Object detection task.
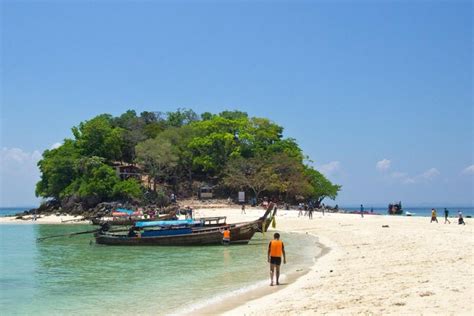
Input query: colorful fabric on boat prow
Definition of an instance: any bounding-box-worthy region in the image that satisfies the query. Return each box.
[112,208,141,217]
[135,219,199,228]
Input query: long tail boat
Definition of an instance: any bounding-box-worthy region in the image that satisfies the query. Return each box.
[94,203,276,246]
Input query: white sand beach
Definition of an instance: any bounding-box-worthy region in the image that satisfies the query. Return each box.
[0,214,85,224]
[194,207,473,315]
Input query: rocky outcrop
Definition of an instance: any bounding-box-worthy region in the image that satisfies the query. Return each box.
[20,199,176,219]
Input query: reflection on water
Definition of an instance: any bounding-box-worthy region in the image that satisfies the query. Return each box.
[0,224,318,315]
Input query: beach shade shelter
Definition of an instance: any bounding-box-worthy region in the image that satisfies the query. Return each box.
[199,185,214,199]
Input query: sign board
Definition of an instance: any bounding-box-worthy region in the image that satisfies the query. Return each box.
[238,191,245,203]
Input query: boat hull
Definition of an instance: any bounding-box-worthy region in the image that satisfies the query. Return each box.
[95,222,259,246]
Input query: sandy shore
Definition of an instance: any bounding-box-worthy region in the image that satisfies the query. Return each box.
[194,207,473,315]
[0,214,85,224]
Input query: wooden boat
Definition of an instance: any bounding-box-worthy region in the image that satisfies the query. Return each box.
[95,221,259,246]
[94,203,276,246]
[388,202,403,215]
[91,210,177,226]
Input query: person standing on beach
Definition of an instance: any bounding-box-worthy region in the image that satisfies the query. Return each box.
[308,206,313,219]
[431,209,438,223]
[268,233,286,286]
[458,211,466,225]
[444,208,451,224]
[241,204,246,214]
[360,204,364,218]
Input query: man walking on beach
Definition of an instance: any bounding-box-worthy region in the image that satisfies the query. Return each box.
[444,208,451,224]
[268,233,286,286]
[430,208,438,223]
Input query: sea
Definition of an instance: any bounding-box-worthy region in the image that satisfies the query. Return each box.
[341,206,473,217]
[0,212,318,315]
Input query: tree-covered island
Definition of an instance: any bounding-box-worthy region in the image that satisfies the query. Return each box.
[34,109,340,214]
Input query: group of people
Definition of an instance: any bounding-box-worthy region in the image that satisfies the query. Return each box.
[431,208,466,225]
[297,202,323,219]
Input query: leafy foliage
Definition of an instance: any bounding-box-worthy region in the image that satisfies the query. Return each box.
[36,108,341,206]
[72,114,123,161]
[305,167,342,205]
[36,140,80,199]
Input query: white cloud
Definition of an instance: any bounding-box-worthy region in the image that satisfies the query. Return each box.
[0,147,42,206]
[390,171,408,179]
[50,142,62,149]
[390,168,440,184]
[376,159,391,172]
[319,161,341,176]
[420,168,440,180]
[0,147,42,165]
[462,165,474,175]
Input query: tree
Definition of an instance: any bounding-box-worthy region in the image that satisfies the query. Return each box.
[113,110,147,162]
[72,114,123,161]
[219,110,248,120]
[154,126,195,186]
[135,139,178,191]
[267,153,312,200]
[166,108,199,127]
[223,157,274,200]
[305,167,341,206]
[36,139,80,199]
[200,112,214,121]
[188,116,253,174]
[63,156,118,201]
[113,179,143,201]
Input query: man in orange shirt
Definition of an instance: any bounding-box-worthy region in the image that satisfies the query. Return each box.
[268,232,286,286]
[222,226,231,245]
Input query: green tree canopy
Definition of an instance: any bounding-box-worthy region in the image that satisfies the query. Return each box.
[72,114,123,161]
[36,108,341,208]
[223,156,274,200]
[305,167,342,206]
[135,138,179,191]
[36,139,80,199]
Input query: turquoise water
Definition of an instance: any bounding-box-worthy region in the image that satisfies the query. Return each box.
[0,207,33,217]
[342,206,473,217]
[0,224,318,315]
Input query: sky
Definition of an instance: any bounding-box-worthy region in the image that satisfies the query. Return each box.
[0,0,472,207]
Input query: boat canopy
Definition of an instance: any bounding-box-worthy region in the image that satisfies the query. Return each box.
[115,208,135,215]
[135,219,200,228]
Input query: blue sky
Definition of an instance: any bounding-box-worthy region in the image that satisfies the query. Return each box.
[1,0,472,207]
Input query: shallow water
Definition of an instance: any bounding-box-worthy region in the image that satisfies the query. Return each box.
[0,224,318,315]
